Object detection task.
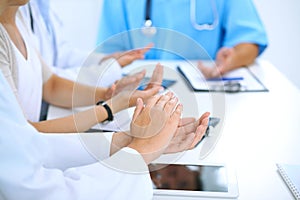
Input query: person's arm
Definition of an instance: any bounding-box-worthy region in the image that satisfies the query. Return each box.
[110,132,133,156]
[0,29,20,99]
[0,71,153,200]
[32,64,163,133]
[42,74,107,108]
[42,62,153,108]
[29,104,110,133]
[2,134,153,200]
[198,0,267,78]
[221,43,259,73]
[198,43,259,78]
[41,132,113,170]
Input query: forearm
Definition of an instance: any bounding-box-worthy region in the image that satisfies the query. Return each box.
[43,75,108,108]
[224,43,259,73]
[30,106,109,133]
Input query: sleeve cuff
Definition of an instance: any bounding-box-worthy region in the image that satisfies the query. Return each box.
[79,132,114,161]
[103,147,149,174]
[96,58,123,87]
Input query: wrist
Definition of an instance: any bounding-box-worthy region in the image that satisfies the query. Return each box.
[106,96,127,114]
[127,142,151,165]
[110,132,133,156]
[127,140,162,165]
[95,101,114,123]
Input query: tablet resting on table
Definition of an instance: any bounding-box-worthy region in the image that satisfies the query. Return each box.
[149,163,239,198]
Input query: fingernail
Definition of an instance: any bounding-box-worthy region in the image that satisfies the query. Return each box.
[169,97,176,103]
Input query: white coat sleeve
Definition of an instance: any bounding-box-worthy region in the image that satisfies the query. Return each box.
[40,132,114,171]
[2,131,153,200]
[1,124,153,200]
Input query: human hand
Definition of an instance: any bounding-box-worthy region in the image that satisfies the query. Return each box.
[164,112,210,154]
[130,92,177,138]
[106,63,163,113]
[112,43,153,67]
[128,92,182,164]
[197,47,235,78]
[104,69,146,100]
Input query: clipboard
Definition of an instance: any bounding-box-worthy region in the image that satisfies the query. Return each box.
[177,65,268,93]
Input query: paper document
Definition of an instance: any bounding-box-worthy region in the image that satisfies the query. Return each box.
[177,65,268,92]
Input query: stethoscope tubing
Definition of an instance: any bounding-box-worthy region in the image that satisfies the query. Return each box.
[143,0,219,34]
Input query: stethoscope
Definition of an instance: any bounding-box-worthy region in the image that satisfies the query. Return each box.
[142,0,219,36]
[210,81,245,93]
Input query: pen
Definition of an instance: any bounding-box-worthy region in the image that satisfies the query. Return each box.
[206,77,244,81]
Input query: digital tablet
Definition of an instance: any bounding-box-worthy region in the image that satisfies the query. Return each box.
[149,163,239,198]
[137,77,177,90]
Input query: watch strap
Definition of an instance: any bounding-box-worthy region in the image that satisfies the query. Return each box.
[96,101,114,122]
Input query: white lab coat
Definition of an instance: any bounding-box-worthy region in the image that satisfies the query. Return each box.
[0,72,153,200]
[18,2,122,86]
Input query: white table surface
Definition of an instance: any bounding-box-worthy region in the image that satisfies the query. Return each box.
[48,59,300,200]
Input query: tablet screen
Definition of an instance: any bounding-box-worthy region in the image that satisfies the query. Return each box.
[149,164,228,192]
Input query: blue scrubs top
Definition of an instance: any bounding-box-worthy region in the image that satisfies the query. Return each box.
[97,0,268,60]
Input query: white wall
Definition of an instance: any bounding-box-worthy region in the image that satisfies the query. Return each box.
[51,0,300,89]
[253,0,300,89]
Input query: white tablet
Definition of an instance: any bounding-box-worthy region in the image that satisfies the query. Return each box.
[149,163,239,198]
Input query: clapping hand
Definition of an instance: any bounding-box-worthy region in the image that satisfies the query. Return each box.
[165,112,210,154]
[110,43,154,67]
[106,63,163,113]
[128,92,182,164]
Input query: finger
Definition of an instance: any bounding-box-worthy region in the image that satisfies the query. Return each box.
[155,92,173,109]
[181,133,196,150]
[141,43,154,54]
[189,124,207,149]
[132,98,144,121]
[163,96,178,115]
[169,104,183,127]
[121,72,145,91]
[179,117,196,127]
[131,43,154,55]
[147,63,163,88]
[127,70,146,84]
[180,121,198,134]
[197,61,205,71]
[197,61,212,78]
[144,93,161,109]
[106,83,116,98]
[134,69,146,79]
[198,112,210,125]
[141,86,161,104]
[200,116,210,127]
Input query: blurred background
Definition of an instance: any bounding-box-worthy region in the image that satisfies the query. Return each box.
[51,0,300,89]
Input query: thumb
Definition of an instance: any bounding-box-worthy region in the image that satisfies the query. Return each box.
[132,98,144,121]
[106,83,116,98]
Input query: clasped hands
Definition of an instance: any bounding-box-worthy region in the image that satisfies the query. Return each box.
[103,62,210,164]
[127,92,210,164]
